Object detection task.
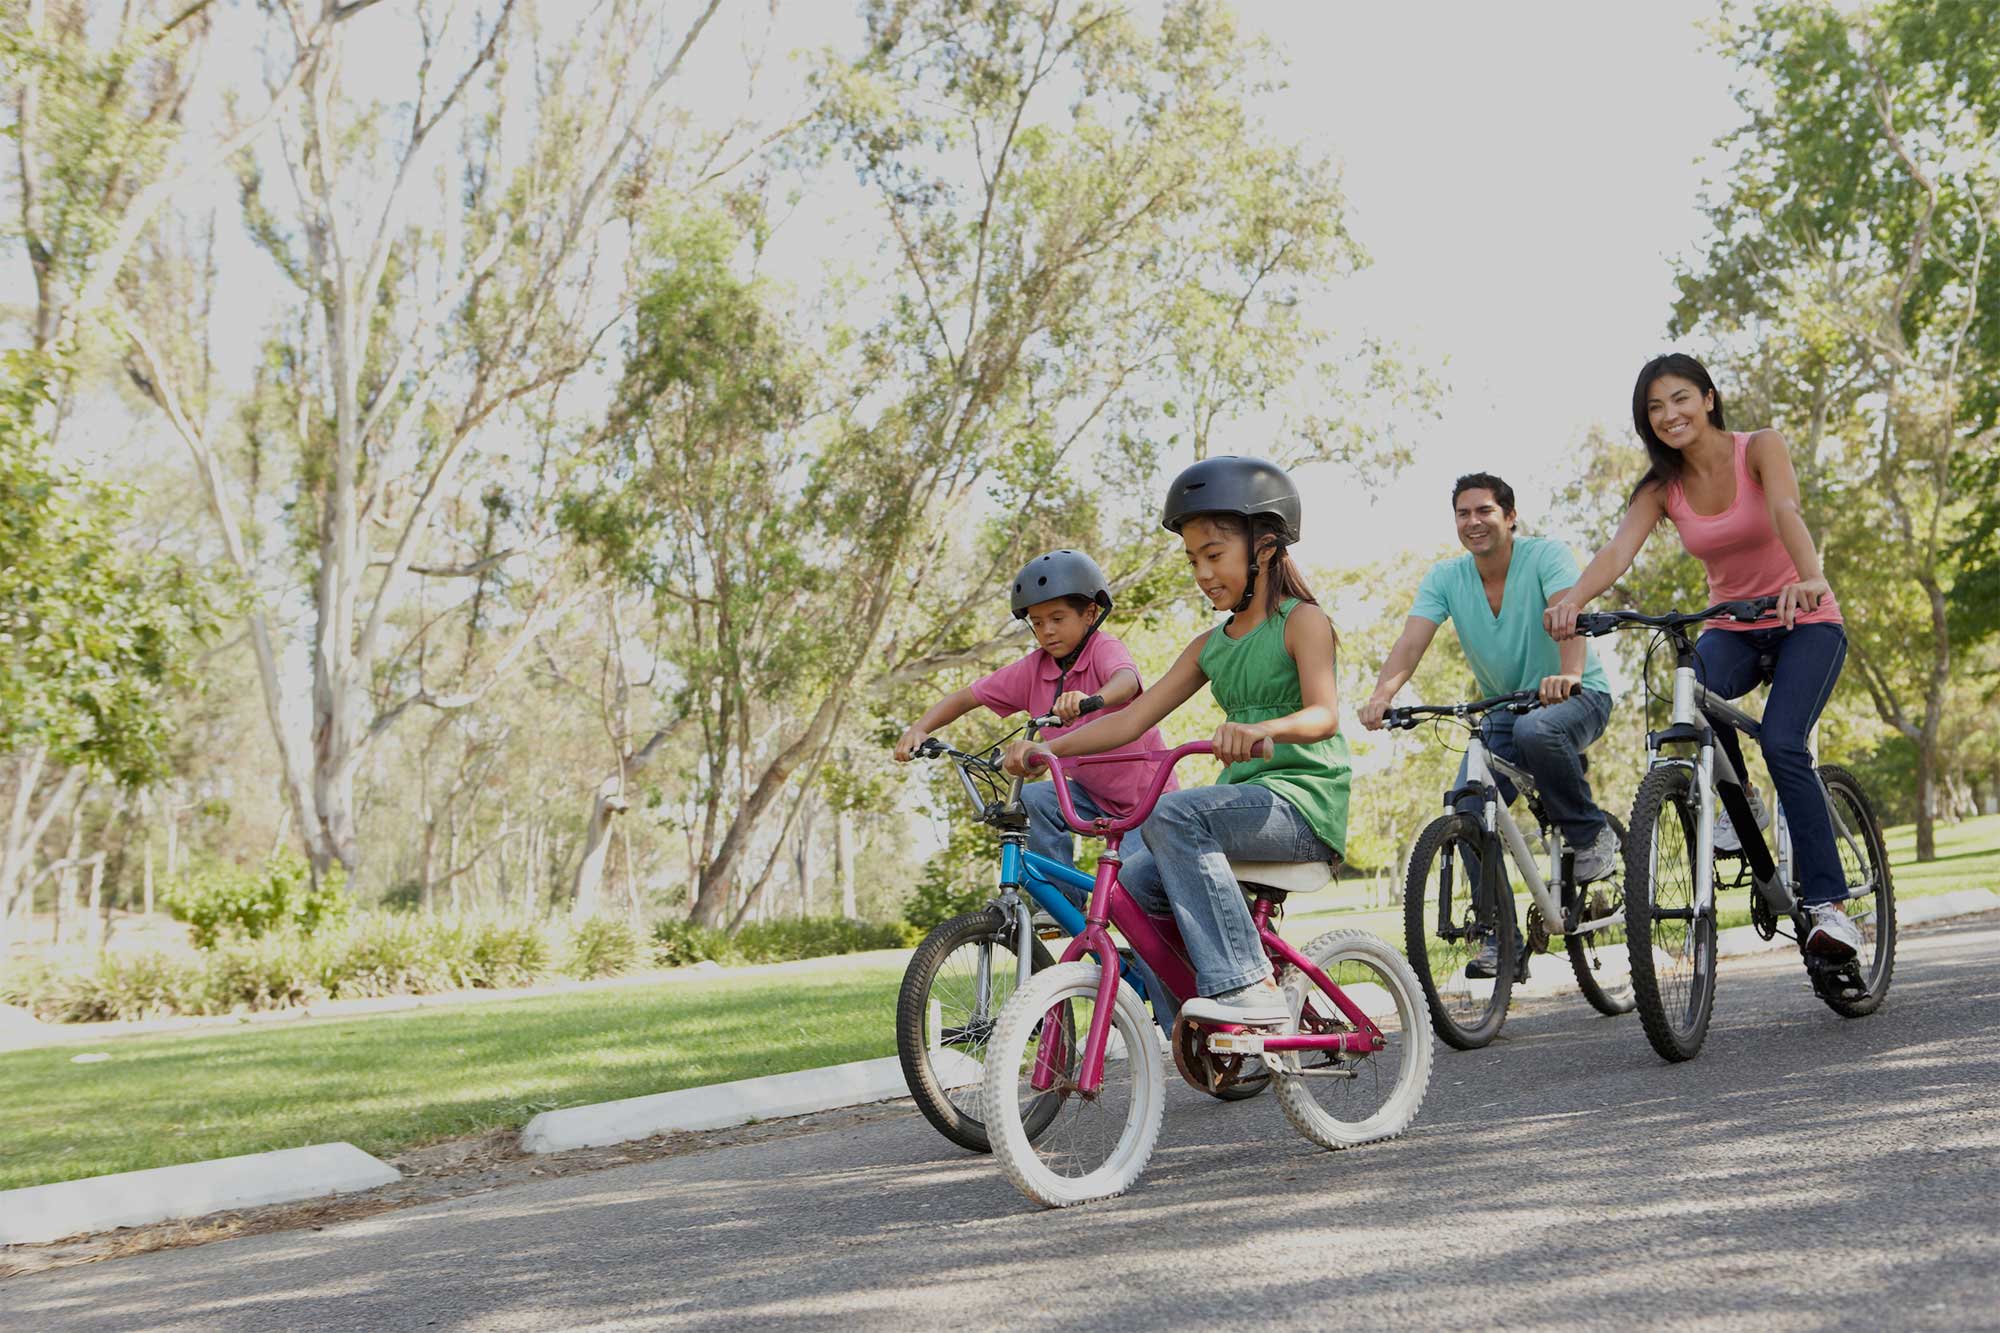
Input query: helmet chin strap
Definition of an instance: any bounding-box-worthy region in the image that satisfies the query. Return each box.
[1229,537,1281,616]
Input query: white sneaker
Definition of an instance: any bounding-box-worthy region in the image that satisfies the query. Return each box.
[1805,902,1862,960]
[1180,980,1292,1028]
[1712,788,1770,853]
[1569,824,1621,883]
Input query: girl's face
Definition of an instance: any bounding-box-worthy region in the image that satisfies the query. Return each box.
[1645,374,1715,451]
[1181,516,1253,611]
[1024,599,1098,659]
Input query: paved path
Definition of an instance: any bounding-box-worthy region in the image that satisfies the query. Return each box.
[8,917,1997,1330]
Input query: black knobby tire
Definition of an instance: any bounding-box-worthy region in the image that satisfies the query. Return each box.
[1403,813,1514,1050]
[1814,764,1896,1018]
[1567,813,1636,1017]
[895,908,1057,1153]
[1624,766,1717,1062]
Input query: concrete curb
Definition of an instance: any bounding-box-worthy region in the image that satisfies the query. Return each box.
[0,1142,401,1247]
[520,1051,979,1154]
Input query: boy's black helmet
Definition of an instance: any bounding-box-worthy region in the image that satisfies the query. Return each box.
[1010,549,1113,620]
[1160,455,1302,545]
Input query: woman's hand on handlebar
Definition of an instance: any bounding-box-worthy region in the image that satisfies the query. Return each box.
[1776,577,1831,630]
[1001,739,1054,778]
[1212,721,1276,766]
[1358,694,1393,732]
[1544,595,1584,641]
[893,724,930,763]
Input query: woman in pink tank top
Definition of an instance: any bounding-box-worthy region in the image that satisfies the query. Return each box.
[1544,353,1860,963]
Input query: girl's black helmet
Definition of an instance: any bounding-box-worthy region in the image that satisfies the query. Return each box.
[1159,456,1302,544]
[1010,549,1114,620]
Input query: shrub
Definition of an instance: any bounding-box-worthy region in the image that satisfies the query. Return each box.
[651,918,736,968]
[320,913,466,998]
[27,952,204,1023]
[166,850,351,949]
[463,916,550,988]
[564,916,643,979]
[201,932,328,1013]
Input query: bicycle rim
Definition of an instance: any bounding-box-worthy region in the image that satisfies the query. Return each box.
[1626,766,1715,1061]
[1403,814,1512,1049]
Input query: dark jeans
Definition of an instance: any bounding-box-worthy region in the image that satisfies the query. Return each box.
[1451,688,1614,845]
[1694,623,1849,905]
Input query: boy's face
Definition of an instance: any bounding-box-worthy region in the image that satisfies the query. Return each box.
[1025,598,1097,659]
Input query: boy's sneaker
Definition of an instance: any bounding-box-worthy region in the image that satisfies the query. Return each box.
[1180,980,1292,1028]
[1712,787,1771,853]
[1464,934,1530,983]
[1569,824,1621,883]
[1804,902,1862,960]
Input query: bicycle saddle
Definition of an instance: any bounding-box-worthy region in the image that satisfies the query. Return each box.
[1230,860,1337,894]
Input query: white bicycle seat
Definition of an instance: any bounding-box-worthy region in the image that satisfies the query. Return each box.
[1229,860,1336,894]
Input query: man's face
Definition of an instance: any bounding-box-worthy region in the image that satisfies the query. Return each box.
[1454,488,1513,557]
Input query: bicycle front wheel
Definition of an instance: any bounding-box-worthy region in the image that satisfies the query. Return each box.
[895,908,1056,1153]
[1815,763,1896,1018]
[1403,813,1514,1050]
[1625,766,1717,1062]
[1274,930,1434,1151]
[1567,813,1635,1016]
[981,961,1165,1208]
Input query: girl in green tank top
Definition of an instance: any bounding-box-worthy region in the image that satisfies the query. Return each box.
[1003,456,1349,1025]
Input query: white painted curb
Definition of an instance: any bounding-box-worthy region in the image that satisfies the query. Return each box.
[0,1142,400,1247]
[520,1051,982,1154]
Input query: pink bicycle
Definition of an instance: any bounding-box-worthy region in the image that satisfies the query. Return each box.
[982,742,1434,1207]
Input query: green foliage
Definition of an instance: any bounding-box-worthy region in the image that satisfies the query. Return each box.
[650,918,736,968]
[649,914,916,968]
[563,916,644,980]
[0,353,223,784]
[165,850,351,950]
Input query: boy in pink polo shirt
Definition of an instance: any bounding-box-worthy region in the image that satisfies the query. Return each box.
[893,549,1175,892]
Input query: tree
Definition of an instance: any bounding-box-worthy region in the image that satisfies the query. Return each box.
[0,354,219,948]
[1670,0,2000,858]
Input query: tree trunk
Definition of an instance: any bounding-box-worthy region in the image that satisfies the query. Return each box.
[1915,739,1938,862]
[837,808,856,920]
[85,853,106,952]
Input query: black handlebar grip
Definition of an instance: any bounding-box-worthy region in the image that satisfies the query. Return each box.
[1574,612,1618,637]
[1078,693,1105,715]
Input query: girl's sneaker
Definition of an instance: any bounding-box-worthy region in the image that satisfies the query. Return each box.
[1181,979,1291,1028]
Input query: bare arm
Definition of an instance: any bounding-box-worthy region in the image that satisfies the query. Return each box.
[1053,666,1139,722]
[1746,429,1832,628]
[893,685,981,762]
[1539,586,1589,704]
[1545,483,1667,639]
[1003,635,1210,773]
[1359,616,1440,730]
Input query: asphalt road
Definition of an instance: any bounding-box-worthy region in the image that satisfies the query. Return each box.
[8,916,1997,1331]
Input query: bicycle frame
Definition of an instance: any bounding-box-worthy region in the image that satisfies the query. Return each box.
[1028,745,1387,1096]
[1456,734,1615,938]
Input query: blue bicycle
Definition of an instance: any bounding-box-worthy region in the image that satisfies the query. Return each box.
[897,703,1267,1153]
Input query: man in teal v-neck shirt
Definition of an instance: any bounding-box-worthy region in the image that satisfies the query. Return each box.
[1359,473,1619,975]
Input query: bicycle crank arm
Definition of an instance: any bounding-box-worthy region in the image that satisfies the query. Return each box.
[1206,1030,1378,1057]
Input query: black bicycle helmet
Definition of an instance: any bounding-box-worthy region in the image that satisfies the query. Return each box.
[1159,455,1302,544]
[1009,549,1114,620]
[1161,456,1302,613]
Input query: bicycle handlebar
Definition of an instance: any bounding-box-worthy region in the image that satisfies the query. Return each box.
[1025,740,1226,837]
[1381,688,1540,732]
[1028,692,1104,731]
[1574,594,1781,638]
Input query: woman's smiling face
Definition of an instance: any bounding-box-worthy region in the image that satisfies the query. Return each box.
[1646,374,1714,450]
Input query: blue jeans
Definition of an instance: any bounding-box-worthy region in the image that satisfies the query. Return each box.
[1019,781,1169,1035]
[1452,688,1614,846]
[1695,623,1849,905]
[1121,784,1335,1010]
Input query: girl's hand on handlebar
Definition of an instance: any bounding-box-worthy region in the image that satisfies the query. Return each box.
[893,725,930,763]
[1776,577,1831,629]
[1538,673,1581,706]
[1212,721,1275,766]
[1001,740,1054,778]
[1544,597,1583,641]
[1052,689,1091,723]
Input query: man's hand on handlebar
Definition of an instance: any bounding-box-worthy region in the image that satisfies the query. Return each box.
[1358,694,1393,732]
[1001,739,1054,778]
[1538,672,1581,706]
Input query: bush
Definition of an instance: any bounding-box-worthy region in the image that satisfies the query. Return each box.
[22,952,205,1023]
[651,914,917,968]
[651,918,736,968]
[201,932,328,1013]
[321,913,467,998]
[166,850,351,949]
[564,916,643,979]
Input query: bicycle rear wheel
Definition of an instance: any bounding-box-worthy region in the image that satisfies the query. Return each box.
[982,962,1164,1207]
[895,908,1057,1153]
[1625,766,1716,1062]
[1566,813,1635,1016]
[1403,813,1514,1049]
[1813,764,1896,1018]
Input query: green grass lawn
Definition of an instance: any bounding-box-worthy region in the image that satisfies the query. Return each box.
[6,813,1994,1195]
[0,961,905,1192]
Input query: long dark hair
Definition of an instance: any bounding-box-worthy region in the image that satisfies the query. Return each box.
[1203,512,1338,655]
[1628,352,1727,503]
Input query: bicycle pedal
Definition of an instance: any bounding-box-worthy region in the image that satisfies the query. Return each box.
[1206,1029,1267,1056]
